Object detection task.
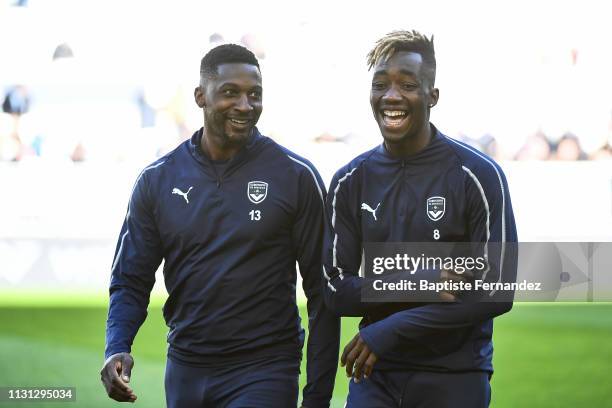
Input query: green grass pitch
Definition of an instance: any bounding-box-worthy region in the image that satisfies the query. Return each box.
[0,299,611,407]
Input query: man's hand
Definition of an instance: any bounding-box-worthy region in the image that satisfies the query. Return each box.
[100,352,137,403]
[340,333,378,383]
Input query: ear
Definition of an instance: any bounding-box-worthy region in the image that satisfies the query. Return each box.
[428,87,439,108]
[194,85,206,108]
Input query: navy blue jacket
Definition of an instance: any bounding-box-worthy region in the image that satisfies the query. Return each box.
[106,128,340,407]
[323,125,517,373]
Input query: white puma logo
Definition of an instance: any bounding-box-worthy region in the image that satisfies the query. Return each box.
[361,202,381,221]
[172,186,193,204]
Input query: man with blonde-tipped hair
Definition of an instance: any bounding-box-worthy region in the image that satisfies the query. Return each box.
[322,30,517,407]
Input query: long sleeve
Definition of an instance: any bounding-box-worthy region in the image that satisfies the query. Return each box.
[294,165,340,408]
[322,169,441,317]
[359,162,518,358]
[105,169,163,359]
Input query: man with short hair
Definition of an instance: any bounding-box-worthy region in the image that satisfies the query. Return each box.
[322,30,517,407]
[101,44,340,408]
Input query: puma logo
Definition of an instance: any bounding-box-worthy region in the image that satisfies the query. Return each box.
[172,186,193,204]
[361,202,381,221]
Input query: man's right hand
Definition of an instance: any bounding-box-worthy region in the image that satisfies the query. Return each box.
[100,352,137,403]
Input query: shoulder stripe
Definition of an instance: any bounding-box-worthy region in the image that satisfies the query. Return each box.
[285,153,335,290]
[331,167,358,279]
[111,160,166,272]
[286,155,324,206]
[445,137,505,238]
[131,160,166,196]
[448,135,506,296]
[462,166,491,278]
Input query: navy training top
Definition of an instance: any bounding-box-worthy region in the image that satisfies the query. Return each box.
[322,124,517,373]
[105,128,340,407]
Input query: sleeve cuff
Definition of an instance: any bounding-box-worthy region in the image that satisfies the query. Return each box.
[360,320,398,357]
[104,345,131,360]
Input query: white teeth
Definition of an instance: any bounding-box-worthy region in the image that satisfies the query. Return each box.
[383,110,406,117]
[231,119,248,124]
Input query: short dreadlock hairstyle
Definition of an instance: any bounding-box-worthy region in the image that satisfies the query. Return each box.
[200,44,260,81]
[367,30,436,85]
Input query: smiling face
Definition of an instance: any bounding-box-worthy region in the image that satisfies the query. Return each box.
[195,63,263,148]
[370,51,438,146]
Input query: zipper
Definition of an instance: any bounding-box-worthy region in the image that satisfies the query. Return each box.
[210,164,222,188]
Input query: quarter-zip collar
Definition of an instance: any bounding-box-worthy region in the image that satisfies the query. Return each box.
[375,123,444,167]
[188,126,266,177]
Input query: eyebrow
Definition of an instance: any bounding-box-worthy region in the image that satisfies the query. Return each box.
[219,83,262,90]
[373,68,418,78]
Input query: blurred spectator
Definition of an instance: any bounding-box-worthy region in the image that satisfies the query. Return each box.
[459,133,500,160]
[2,85,30,115]
[589,143,612,160]
[553,132,587,161]
[0,85,31,161]
[136,88,157,128]
[478,134,499,160]
[241,33,266,59]
[70,142,86,162]
[31,41,92,162]
[0,112,22,161]
[52,43,74,60]
[515,131,552,161]
[209,33,225,47]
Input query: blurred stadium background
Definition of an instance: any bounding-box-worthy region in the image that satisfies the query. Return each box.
[1,0,611,407]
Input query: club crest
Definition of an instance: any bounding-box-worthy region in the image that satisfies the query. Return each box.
[247,181,268,204]
[427,196,445,221]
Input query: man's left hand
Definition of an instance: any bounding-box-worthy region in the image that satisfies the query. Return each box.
[340,333,378,383]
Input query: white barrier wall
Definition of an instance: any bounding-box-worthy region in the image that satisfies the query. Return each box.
[503,161,612,241]
[0,160,611,289]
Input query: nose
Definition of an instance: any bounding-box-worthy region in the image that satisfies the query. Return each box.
[382,84,402,102]
[235,93,253,113]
